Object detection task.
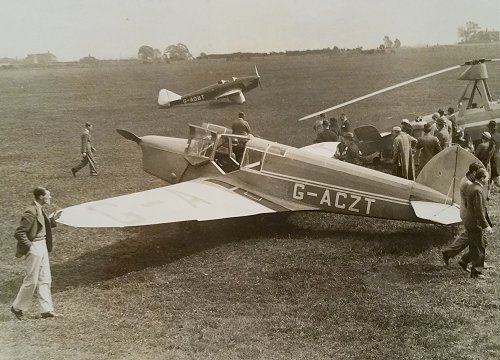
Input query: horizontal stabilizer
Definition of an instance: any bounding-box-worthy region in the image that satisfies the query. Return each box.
[57,179,276,228]
[411,201,461,225]
[158,89,182,107]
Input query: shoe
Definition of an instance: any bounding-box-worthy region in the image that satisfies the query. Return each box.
[71,168,76,177]
[11,306,23,320]
[471,272,486,279]
[90,173,98,176]
[41,312,60,319]
[442,252,450,266]
[458,260,470,273]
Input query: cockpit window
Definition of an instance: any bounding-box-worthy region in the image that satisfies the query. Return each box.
[242,147,264,171]
[186,126,217,158]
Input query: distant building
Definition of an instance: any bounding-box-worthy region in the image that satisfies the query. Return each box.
[24,52,57,65]
[80,55,98,64]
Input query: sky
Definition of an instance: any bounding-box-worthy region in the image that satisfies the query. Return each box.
[0,0,499,61]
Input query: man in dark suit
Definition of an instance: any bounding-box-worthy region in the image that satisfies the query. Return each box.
[11,187,62,319]
[71,122,97,176]
[460,168,493,279]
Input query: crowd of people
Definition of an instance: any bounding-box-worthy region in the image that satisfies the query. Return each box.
[312,109,500,193]
[311,110,496,280]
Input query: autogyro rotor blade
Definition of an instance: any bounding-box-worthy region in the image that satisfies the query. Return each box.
[298,64,463,121]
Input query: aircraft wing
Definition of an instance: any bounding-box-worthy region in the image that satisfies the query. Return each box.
[410,201,461,225]
[300,142,340,158]
[215,88,243,100]
[57,179,285,228]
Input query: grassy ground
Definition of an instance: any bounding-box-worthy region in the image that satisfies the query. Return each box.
[1,44,500,359]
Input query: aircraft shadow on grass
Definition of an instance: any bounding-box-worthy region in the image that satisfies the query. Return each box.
[0,212,451,304]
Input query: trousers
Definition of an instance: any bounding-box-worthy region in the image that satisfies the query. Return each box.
[73,152,97,175]
[13,240,54,313]
[442,228,469,259]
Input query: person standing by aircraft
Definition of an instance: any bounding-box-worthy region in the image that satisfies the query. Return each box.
[231,112,252,136]
[453,127,474,153]
[401,119,413,135]
[438,108,452,136]
[435,117,451,149]
[460,168,493,279]
[71,122,97,177]
[312,113,326,136]
[314,119,339,143]
[231,112,252,163]
[335,132,361,165]
[339,112,351,137]
[392,126,416,180]
[11,187,62,320]
[415,123,441,174]
[442,162,483,269]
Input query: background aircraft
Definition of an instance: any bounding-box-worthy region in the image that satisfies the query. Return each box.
[300,58,500,153]
[57,122,478,229]
[158,66,262,107]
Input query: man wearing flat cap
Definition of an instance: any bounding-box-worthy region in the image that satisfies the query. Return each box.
[415,122,441,174]
[335,132,360,165]
[392,126,416,179]
[475,132,495,170]
[71,122,97,177]
[435,117,450,149]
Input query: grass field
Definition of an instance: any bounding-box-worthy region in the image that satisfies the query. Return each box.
[1,44,500,360]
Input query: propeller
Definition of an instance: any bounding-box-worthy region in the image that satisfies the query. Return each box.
[255,65,263,89]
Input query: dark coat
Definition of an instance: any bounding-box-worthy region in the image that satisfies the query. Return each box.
[464,182,492,230]
[14,204,56,258]
[315,129,339,143]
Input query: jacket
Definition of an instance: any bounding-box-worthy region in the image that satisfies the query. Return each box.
[14,203,56,258]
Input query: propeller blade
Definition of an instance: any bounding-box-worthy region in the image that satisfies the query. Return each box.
[116,129,141,143]
[255,65,263,89]
[298,64,462,121]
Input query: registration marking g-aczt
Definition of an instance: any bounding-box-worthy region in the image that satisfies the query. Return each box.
[292,183,376,215]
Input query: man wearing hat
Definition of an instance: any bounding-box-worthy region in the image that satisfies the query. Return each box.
[415,123,441,174]
[401,119,413,135]
[475,132,495,169]
[71,122,97,176]
[435,116,450,149]
[392,126,416,179]
[339,112,351,137]
[335,132,360,165]
[231,112,252,136]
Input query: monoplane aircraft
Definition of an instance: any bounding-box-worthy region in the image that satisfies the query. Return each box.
[158,66,262,107]
[57,122,478,229]
[300,58,500,151]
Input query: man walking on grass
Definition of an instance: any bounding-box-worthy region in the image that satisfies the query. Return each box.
[71,122,97,176]
[11,187,62,320]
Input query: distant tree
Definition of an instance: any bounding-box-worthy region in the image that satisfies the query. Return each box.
[383,36,393,49]
[138,45,154,61]
[332,46,340,54]
[378,44,385,51]
[458,21,480,43]
[393,38,401,48]
[163,43,193,61]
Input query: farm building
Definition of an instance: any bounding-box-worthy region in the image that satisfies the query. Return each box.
[24,52,57,64]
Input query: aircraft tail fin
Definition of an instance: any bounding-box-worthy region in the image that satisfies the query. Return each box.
[416,145,480,204]
[158,89,182,107]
